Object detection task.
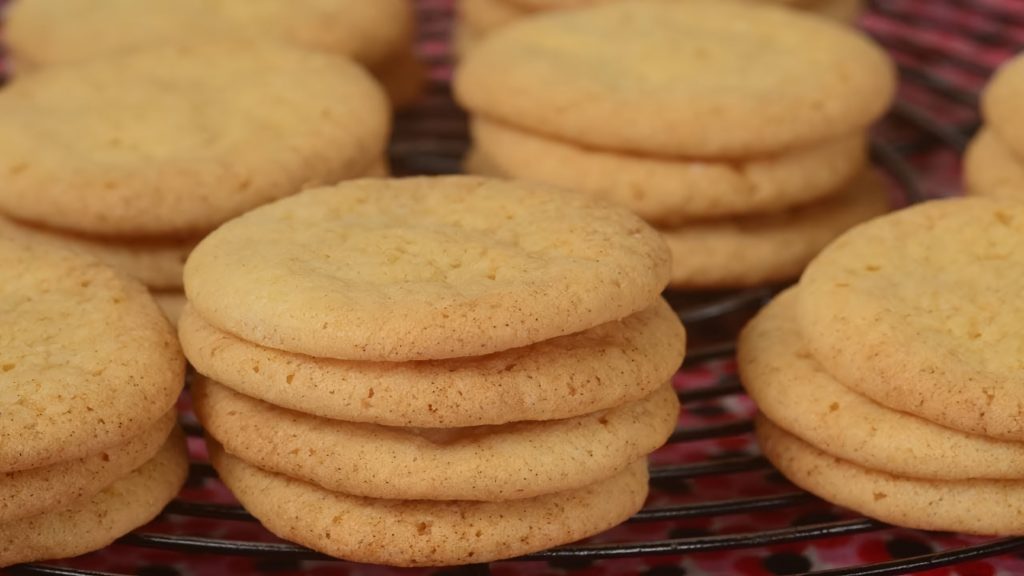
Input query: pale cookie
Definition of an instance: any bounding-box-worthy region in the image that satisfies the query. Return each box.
[455,0,894,157]
[983,53,1024,158]
[740,289,1024,481]
[0,428,188,568]
[210,443,648,567]
[758,416,1024,536]
[798,198,1024,440]
[0,239,184,472]
[179,298,684,427]
[196,378,676,501]
[0,410,175,523]
[0,44,389,237]
[184,176,671,361]
[804,0,863,22]
[964,129,1024,202]
[6,0,414,71]
[459,0,528,36]
[0,217,196,290]
[662,170,890,289]
[469,118,867,225]
[153,291,187,326]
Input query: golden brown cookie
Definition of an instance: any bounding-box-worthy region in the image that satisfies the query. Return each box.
[184,176,671,361]
[0,239,184,472]
[468,118,867,224]
[662,171,890,289]
[983,53,1024,158]
[740,289,1024,480]
[964,129,1024,202]
[196,377,677,501]
[798,198,1024,440]
[210,442,649,567]
[179,299,684,427]
[757,416,1024,536]
[0,44,389,237]
[455,0,895,157]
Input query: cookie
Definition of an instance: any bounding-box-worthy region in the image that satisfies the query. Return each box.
[0,410,175,523]
[459,0,528,36]
[469,118,867,225]
[0,428,188,568]
[757,416,1024,536]
[184,176,671,361]
[0,217,196,290]
[196,377,676,501]
[0,239,184,472]
[662,170,890,289]
[0,44,389,237]
[210,442,649,566]
[798,198,1024,440]
[740,289,1024,480]
[180,298,683,427]
[983,53,1024,158]
[805,0,863,21]
[455,0,895,157]
[6,0,414,71]
[153,291,187,326]
[964,129,1024,202]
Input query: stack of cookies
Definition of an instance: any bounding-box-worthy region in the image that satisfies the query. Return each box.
[179,176,685,566]
[740,198,1024,534]
[455,0,865,54]
[965,53,1024,202]
[456,0,896,290]
[0,44,390,323]
[5,0,423,107]
[0,239,188,567]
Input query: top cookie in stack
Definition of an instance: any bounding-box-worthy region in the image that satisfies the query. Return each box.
[965,53,1024,202]
[4,0,423,107]
[180,176,684,566]
[455,0,865,55]
[457,0,896,289]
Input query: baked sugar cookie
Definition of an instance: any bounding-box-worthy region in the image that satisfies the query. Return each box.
[983,54,1024,159]
[184,176,671,361]
[0,429,188,568]
[455,0,894,157]
[196,378,676,501]
[0,44,389,237]
[469,119,866,225]
[662,171,890,289]
[798,198,1024,440]
[757,416,1024,536]
[179,298,683,427]
[0,239,184,472]
[210,443,649,567]
[0,410,175,523]
[741,289,1024,481]
[964,129,1024,202]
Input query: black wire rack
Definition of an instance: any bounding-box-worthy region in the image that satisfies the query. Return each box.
[11,1,1024,575]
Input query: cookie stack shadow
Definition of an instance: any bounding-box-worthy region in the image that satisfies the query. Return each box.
[965,52,1024,202]
[740,198,1024,535]
[455,0,897,290]
[179,176,686,566]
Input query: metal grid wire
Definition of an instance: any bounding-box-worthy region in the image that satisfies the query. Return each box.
[12,1,1024,574]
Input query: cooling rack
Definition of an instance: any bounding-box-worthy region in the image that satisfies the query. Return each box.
[10,0,1024,575]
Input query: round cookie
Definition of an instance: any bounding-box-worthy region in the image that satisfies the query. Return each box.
[0,239,184,472]
[757,416,1024,536]
[196,378,676,501]
[179,299,684,427]
[983,54,1024,158]
[469,118,867,225]
[805,0,863,21]
[798,198,1024,440]
[662,170,890,289]
[210,443,649,567]
[740,289,1024,481]
[0,429,188,568]
[0,410,176,523]
[455,0,895,157]
[184,176,671,361]
[0,216,196,290]
[964,129,1024,202]
[460,0,528,36]
[0,44,389,237]
[6,0,413,71]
